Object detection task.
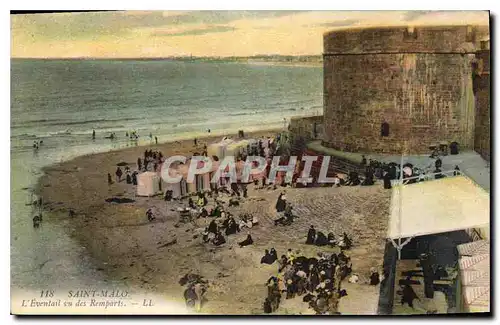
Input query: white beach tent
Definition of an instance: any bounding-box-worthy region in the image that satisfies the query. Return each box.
[136,172,161,197]
[387,175,490,258]
[207,138,234,159]
[166,158,220,196]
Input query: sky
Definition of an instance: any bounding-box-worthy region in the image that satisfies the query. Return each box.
[10,10,489,58]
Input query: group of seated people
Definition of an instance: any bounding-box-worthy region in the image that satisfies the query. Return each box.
[260,248,278,265]
[305,226,353,250]
[262,250,353,314]
[201,210,259,246]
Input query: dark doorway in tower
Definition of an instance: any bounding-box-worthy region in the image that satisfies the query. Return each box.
[381,122,390,137]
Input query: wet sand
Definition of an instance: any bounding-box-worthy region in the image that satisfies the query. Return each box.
[36,129,391,315]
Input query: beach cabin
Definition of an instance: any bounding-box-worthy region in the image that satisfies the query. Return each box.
[207,138,234,160]
[136,172,161,197]
[164,158,221,197]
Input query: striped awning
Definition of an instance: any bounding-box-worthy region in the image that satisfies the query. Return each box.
[463,286,490,310]
[457,240,490,256]
[458,253,490,312]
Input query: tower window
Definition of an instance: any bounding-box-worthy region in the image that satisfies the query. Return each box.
[381,122,390,137]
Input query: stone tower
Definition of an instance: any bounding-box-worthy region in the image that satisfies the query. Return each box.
[322,25,487,154]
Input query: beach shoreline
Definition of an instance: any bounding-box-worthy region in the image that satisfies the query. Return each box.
[35,127,390,314]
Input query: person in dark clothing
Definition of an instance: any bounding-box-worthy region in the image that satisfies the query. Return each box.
[434,168,445,180]
[108,173,113,185]
[155,136,158,144]
[315,231,328,246]
[339,232,353,250]
[306,225,316,245]
[194,138,198,146]
[126,172,132,184]
[383,171,392,189]
[275,193,286,213]
[231,183,240,197]
[361,155,367,166]
[419,253,435,299]
[453,165,461,176]
[327,232,336,247]
[188,197,196,209]
[284,202,295,224]
[370,270,380,285]
[261,250,275,264]
[115,167,123,182]
[238,234,254,247]
[210,205,222,218]
[401,284,419,308]
[388,165,397,179]
[132,172,138,185]
[225,218,238,236]
[146,209,155,222]
[362,167,374,186]
[92,130,96,140]
[269,248,278,263]
[208,220,218,235]
[435,158,442,169]
[345,171,360,186]
[213,232,226,246]
[33,215,41,228]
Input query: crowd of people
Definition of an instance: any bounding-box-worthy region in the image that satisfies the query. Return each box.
[139,149,164,172]
[262,248,354,314]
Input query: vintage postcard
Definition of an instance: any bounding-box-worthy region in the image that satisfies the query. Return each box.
[10,10,490,315]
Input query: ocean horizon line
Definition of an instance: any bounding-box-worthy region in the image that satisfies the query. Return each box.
[10,55,323,61]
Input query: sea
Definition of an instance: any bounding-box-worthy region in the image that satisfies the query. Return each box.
[10,59,323,293]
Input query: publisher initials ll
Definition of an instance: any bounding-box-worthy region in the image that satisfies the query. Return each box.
[143,299,154,307]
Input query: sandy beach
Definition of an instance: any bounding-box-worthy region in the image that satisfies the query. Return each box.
[36,129,391,315]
